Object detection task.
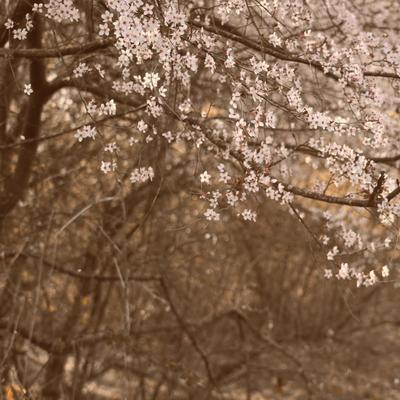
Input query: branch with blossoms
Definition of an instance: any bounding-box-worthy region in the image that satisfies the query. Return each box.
[1,0,400,287]
[46,78,400,211]
[190,18,400,80]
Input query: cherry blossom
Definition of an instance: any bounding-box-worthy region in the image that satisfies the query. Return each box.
[200,171,211,185]
[2,0,400,287]
[23,84,33,96]
[74,125,96,142]
[130,167,155,184]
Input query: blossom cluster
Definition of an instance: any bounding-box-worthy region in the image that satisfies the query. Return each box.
[42,0,80,23]
[74,125,97,142]
[5,13,33,41]
[130,167,155,184]
[325,263,389,288]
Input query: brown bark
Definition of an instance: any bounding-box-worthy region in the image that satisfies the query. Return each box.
[0,14,47,223]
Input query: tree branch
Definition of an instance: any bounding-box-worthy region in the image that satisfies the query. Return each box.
[0,38,115,59]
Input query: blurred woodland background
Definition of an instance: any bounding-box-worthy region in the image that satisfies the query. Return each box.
[1,1,400,399]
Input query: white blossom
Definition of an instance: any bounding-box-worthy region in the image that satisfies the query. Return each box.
[204,208,220,221]
[241,209,257,222]
[200,171,211,185]
[381,265,390,278]
[130,167,155,184]
[75,125,96,142]
[73,63,92,78]
[23,84,33,96]
[4,19,14,30]
[45,0,80,22]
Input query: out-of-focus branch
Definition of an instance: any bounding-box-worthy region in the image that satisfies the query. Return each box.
[0,38,115,59]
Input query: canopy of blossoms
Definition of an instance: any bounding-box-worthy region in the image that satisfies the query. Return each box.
[1,0,400,287]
